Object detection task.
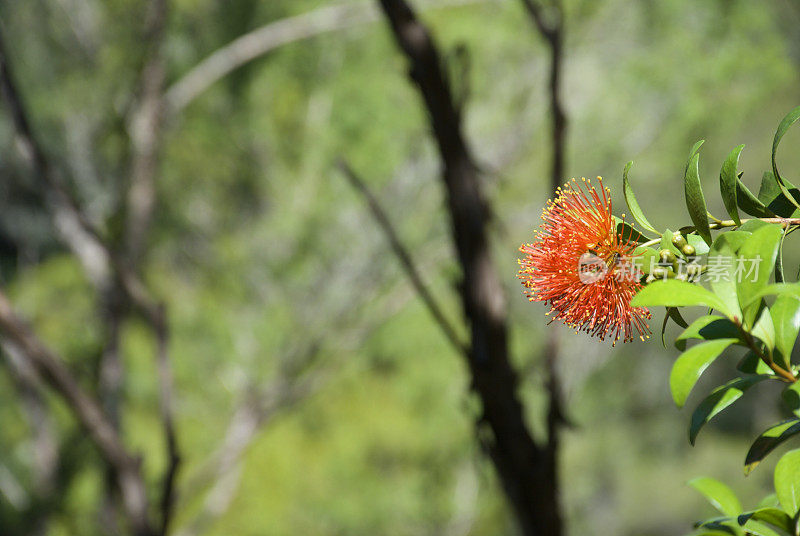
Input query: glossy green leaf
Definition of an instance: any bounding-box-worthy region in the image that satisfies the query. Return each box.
[689,139,706,160]
[745,420,800,475]
[752,306,776,351]
[771,294,800,369]
[737,351,772,375]
[697,520,744,536]
[741,520,783,536]
[689,477,742,517]
[758,172,800,218]
[671,339,738,407]
[632,280,730,316]
[662,306,690,348]
[775,227,788,284]
[687,233,711,255]
[689,375,769,445]
[632,246,658,275]
[737,508,793,533]
[720,145,744,225]
[708,238,742,321]
[686,152,713,246]
[772,105,800,211]
[783,383,800,420]
[774,448,800,516]
[741,283,800,310]
[737,176,774,218]
[738,225,783,327]
[622,161,658,234]
[676,315,739,351]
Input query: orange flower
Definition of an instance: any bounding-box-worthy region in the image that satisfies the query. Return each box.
[518,177,651,345]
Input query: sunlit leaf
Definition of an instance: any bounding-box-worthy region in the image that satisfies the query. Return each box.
[772,105,800,211]
[622,161,658,234]
[738,225,782,327]
[671,339,738,407]
[720,145,744,225]
[737,507,793,533]
[745,420,800,475]
[774,448,800,516]
[676,315,739,351]
[689,477,742,516]
[686,151,713,245]
[689,375,769,445]
[632,280,731,316]
[771,294,800,369]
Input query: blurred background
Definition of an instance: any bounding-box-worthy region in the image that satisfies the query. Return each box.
[0,0,799,534]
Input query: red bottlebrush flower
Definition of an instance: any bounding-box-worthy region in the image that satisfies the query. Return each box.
[518,177,651,345]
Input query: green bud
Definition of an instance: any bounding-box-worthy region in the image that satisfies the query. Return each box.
[671,232,688,249]
[681,244,696,256]
[658,249,677,264]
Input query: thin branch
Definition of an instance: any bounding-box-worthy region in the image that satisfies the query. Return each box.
[519,0,567,494]
[164,0,496,115]
[0,290,155,536]
[337,159,468,356]
[0,20,177,534]
[376,1,562,534]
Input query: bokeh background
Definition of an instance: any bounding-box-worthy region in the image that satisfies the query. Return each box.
[1,0,800,534]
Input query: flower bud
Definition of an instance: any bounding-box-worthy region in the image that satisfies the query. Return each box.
[671,232,688,249]
[681,244,696,256]
[658,249,677,264]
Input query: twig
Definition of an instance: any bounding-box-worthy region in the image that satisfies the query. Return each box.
[376,1,561,534]
[337,159,468,356]
[164,0,496,114]
[0,290,156,536]
[519,0,567,517]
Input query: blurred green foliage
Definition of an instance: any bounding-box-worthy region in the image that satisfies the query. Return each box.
[0,0,800,534]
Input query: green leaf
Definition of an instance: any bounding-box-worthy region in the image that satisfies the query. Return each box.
[615,217,650,244]
[661,228,684,257]
[689,375,769,445]
[738,225,783,327]
[671,339,738,407]
[720,145,744,226]
[774,448,800,516]
[737,220,771,233]
[775,227,788,284]
[686,151,713,246]
[632,280,731,316]
[782,383,800,418]
[622,161,659,234]
[772,105,800,211]
[745,420,800,475]
[687,233,711,255]
[716,230,752,250]
[708,238,743,321]
[741,283,800,310]
[676,315,739,351]
[771,294,800,369]
[740,520,783,536]
[689,139,706,161]
[663,306,690,348]
[758,172,800,218]
[737,508,793,533]
[737,351,772,375]
[689,477,742,517]
[752,306,776,351]
[737,176,775,218]
[632,246,658,274]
